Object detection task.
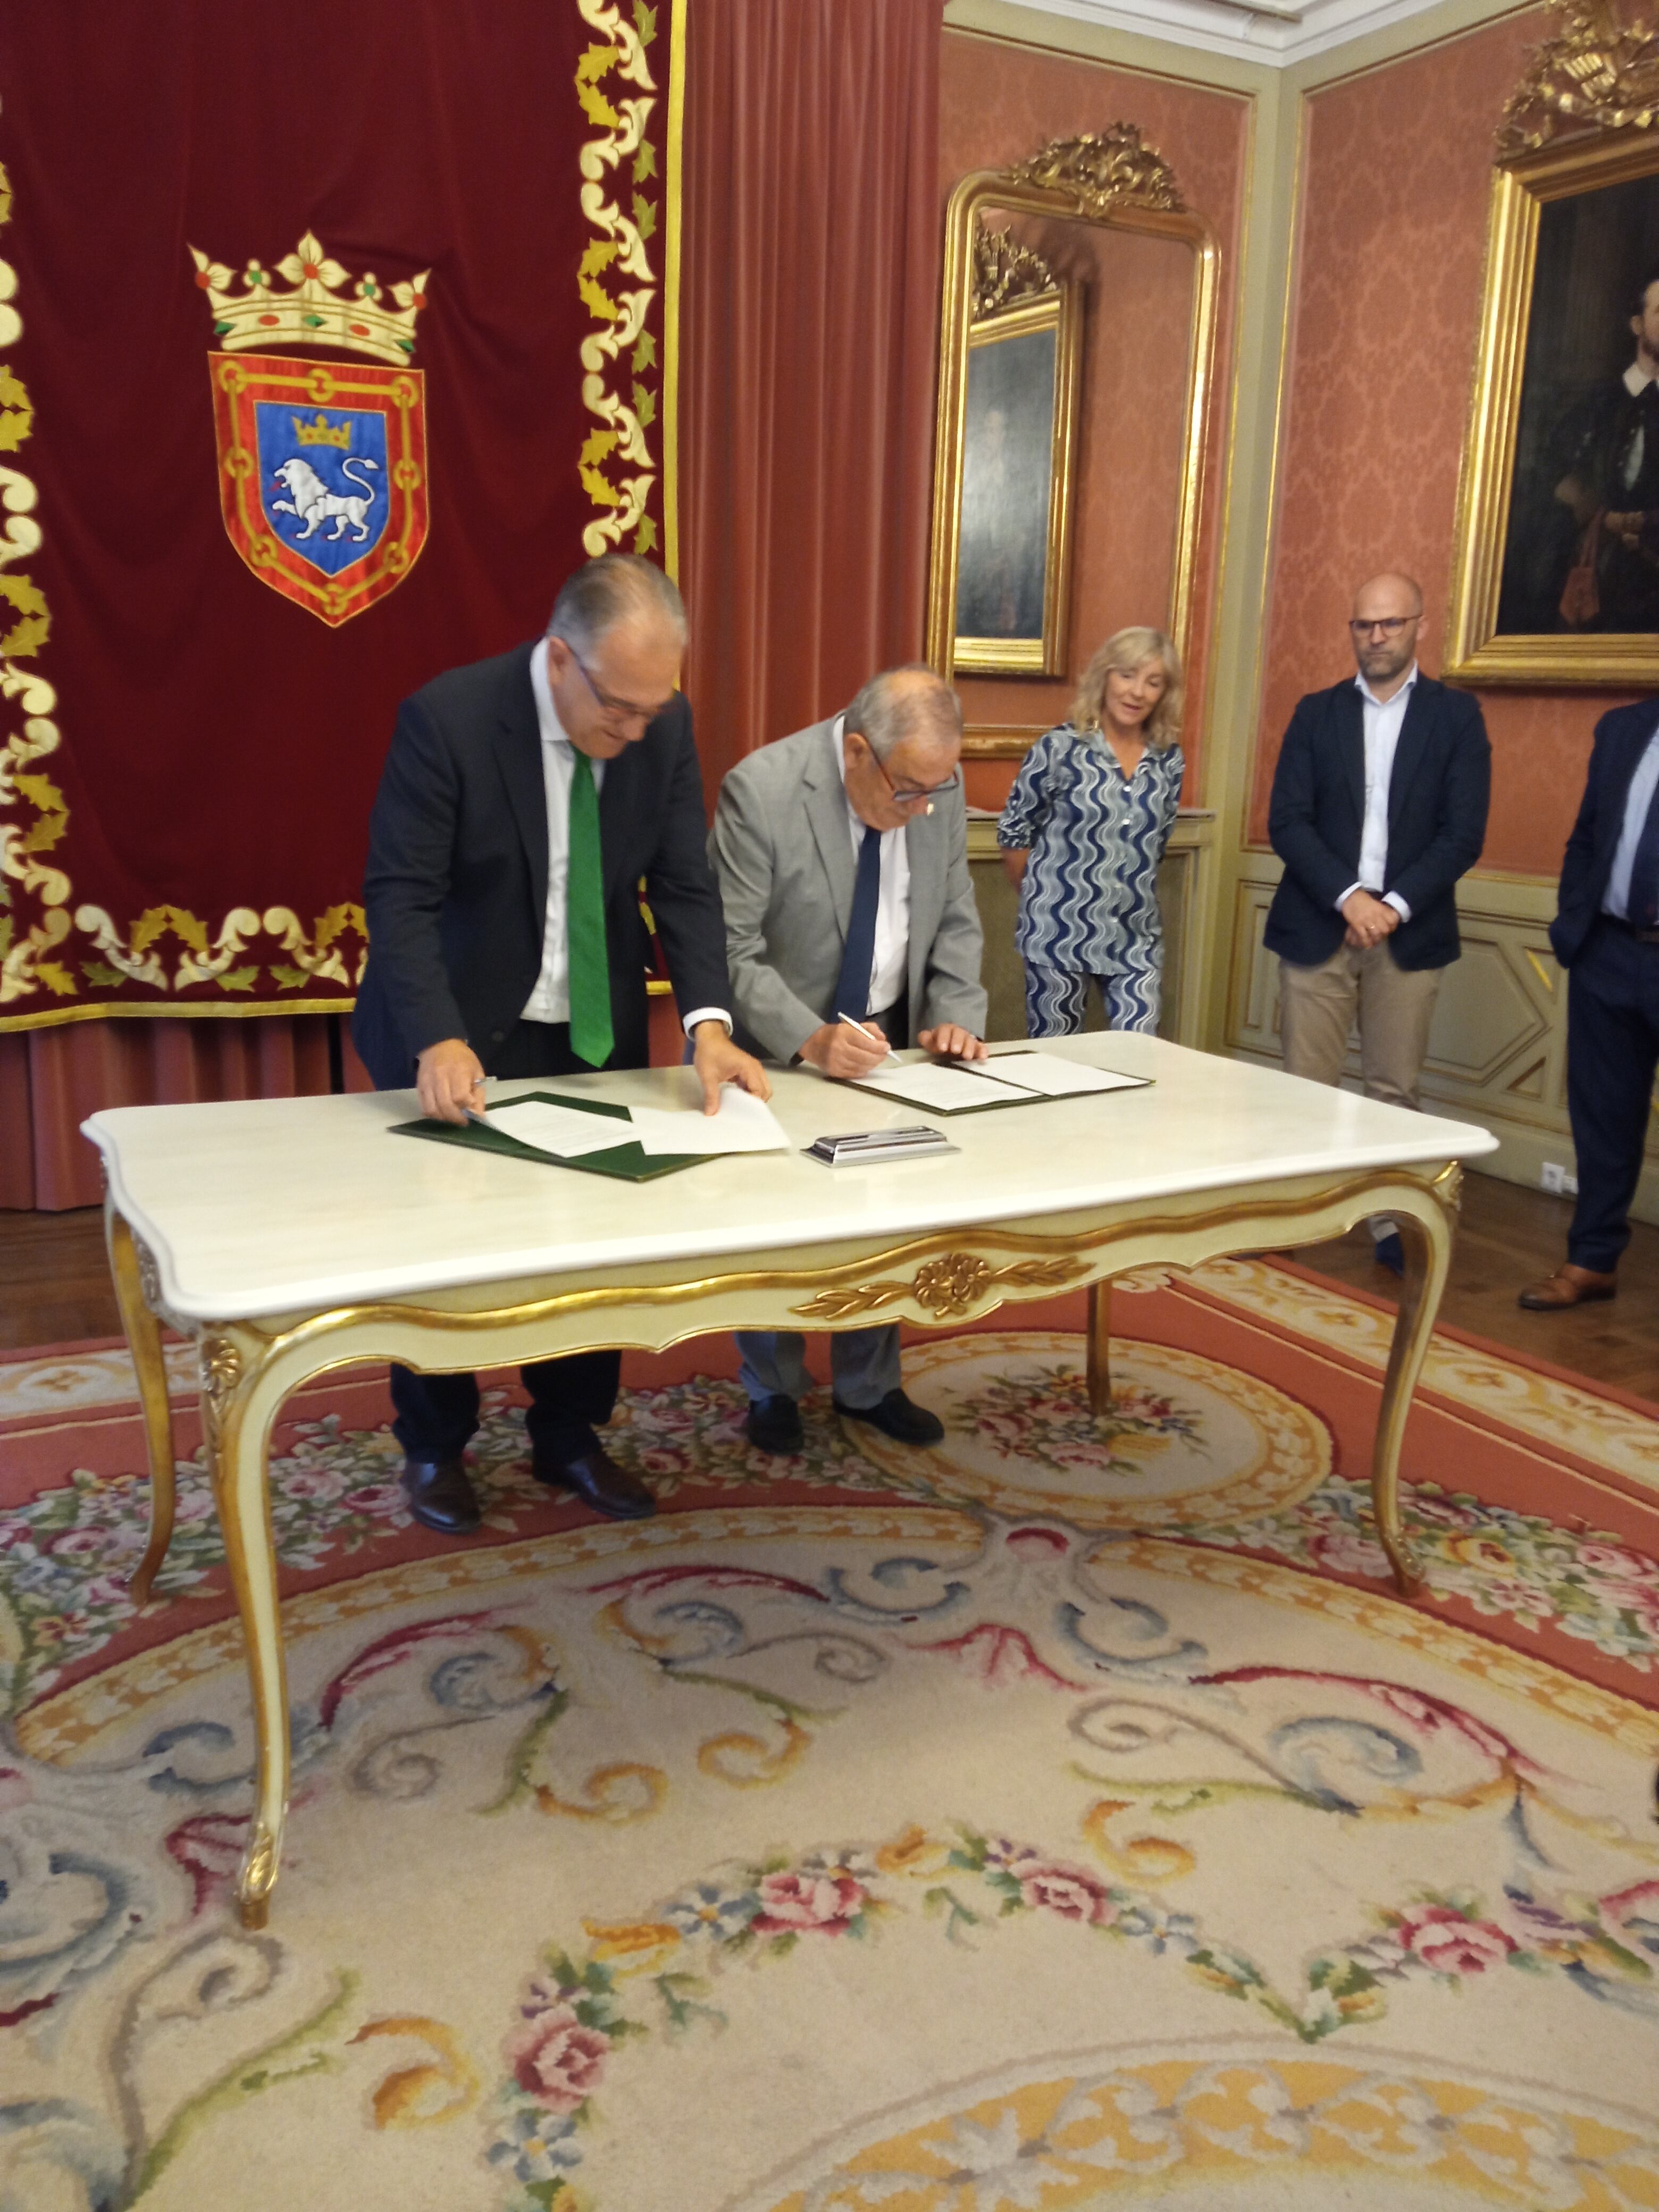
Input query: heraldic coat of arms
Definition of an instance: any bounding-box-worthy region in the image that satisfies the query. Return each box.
[191,232,430,625]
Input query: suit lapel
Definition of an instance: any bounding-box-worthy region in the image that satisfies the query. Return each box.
[803,720,856,937]
[1386,681,1433,834]
[492,646,549,926]
[1336,682,1365,826]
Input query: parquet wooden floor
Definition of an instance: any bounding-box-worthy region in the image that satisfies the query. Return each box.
[1,1176,1654,1398]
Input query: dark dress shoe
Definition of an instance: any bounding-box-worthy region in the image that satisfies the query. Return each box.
[835,1387,945,1447]
[744,1394,805,1454]
[1372,1232,1405,1277]
[1518,1262,1617,1311]
[400,1455,482,1535]
[534,1443,656,1520]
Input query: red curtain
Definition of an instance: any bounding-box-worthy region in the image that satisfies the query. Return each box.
[679,0,943,796]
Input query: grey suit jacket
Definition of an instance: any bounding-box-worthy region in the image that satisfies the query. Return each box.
[709,717,987,1062]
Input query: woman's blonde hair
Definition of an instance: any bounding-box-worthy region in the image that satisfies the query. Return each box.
[1071,627,1184,752]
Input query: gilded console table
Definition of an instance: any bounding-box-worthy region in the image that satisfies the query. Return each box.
[84,1035,1497,1927]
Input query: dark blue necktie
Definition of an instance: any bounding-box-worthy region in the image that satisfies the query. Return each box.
[831,824,882,1020]
[1624,773,1659,927]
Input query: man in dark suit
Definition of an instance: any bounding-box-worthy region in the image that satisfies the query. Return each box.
[354,555,768,1532]
[1266,572,1491,1271]
[1519,698,1659,1310]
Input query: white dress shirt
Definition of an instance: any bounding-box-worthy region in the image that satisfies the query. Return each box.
[1336,664,1417,925]
[520,642,727,1035]
[835,715,910,1016]
[1604,717,1659,918]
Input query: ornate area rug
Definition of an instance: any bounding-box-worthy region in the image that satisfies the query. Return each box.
[4,1273,1658,2210]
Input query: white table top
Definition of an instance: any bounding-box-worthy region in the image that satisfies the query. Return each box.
[83,1035,1497,1322]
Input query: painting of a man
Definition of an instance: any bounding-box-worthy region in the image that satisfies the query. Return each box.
[1498,174,1659,640]
[956,326,1056,646]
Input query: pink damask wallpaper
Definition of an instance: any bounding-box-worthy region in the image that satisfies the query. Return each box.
[1253,8,1635,875]
[939,30,1249,809]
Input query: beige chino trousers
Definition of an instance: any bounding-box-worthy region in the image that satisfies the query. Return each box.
[1278,942,1444,1241]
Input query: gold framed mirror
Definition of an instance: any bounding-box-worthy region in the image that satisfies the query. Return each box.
[928,129,1220,754]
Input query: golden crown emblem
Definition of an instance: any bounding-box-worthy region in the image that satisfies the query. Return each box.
[291,412,354,449]
[189,231,429,367]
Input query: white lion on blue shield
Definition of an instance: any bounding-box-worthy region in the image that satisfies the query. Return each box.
[271,455,381,542]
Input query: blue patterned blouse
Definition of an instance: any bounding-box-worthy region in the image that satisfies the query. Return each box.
[997,724,1184,972]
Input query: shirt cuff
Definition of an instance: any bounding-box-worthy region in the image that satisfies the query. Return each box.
[681,1007,732,1038]
[1335,882,1364,912]
[1382,891,1411,923]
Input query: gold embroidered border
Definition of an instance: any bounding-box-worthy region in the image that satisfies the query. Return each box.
[575,0,666,557]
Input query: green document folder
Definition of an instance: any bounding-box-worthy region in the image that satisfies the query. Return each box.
[389,1091,703,1182]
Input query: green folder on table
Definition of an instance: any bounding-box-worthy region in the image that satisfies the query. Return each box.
[390,1091,703,1182]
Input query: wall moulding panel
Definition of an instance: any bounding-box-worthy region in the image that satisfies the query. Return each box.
[1225,853,1659,1219]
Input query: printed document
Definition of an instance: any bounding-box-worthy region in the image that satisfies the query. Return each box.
[627,1087,791,1157]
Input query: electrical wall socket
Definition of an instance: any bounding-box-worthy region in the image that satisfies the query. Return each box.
[1540,1163,1578,1197]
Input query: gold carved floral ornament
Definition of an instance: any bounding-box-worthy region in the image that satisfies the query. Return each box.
[1008,125,1185,217]
[791,1251,1086,1323]
[1497,0,1659,157]
[971,224,1059,319]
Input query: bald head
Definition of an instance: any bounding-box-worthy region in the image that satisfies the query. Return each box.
[842,665,963,833]
[1349,572,1423,698]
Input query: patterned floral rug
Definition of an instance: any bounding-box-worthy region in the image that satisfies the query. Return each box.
[4,1283,1658,2210]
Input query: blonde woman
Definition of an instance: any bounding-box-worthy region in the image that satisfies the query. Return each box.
[998,627,1184,1036]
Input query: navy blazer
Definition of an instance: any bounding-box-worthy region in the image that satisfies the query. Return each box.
[1551,696,1659,968]
[1264,674,1491,973]
[352,643,731,1088]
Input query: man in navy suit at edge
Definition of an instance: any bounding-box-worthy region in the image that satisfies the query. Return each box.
[1520,696,1659,1309]
[1264,572,1491,1273]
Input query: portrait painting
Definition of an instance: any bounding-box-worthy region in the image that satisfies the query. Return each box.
[1448,128,1659,686]
[951,286,1081,675]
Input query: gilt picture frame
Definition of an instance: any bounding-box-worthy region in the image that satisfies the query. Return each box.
[952,284,1082,675]
[1447,123,1659,686]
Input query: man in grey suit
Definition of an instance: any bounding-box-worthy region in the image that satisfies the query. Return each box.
[710,665,988,1454]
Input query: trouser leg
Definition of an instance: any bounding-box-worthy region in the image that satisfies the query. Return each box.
[828,1325,902,1409]
[391,1367,482,1460]
[522,1351,623,1464]
[1277,946,1359,1086]
[1101,945,1161,1035]
[1353,948,1444,1241]
[737,1332,815,1405]
[1564,928,1659,1271]
[1024,965,1089,1037]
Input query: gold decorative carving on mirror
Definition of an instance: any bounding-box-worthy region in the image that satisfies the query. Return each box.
[928,131,1220,750]
[1497,0,1659,157]
[973,224,1058,317]
[1447,119,1659,686]
[1007,125,1185,217]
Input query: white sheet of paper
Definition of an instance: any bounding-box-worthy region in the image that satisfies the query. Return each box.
[972,1053,1148,1098]
[850,1062,1033,1113]
[627,1087,792,1157]
[482,1099,633,1158]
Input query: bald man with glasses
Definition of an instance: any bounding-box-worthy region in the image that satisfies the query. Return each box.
[1263,572,1491,1273]
[709,666,987,1454]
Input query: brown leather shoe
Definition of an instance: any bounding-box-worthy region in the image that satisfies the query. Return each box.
[400,1455,482,1534]
[534,1443,656,1521]
[1517,1263,1618,1312]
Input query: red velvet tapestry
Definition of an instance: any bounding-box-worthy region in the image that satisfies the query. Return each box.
[0,0,680,1032]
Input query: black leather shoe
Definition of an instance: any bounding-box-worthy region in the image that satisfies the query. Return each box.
[835,1388,945,1447]
[744,1394,805,1454]
[534,1443,656,1520]
[400,1455,482,1535]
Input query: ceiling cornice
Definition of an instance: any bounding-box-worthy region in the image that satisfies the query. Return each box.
[976,0,1476,66]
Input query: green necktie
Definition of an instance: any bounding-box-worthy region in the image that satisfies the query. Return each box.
[567,751,613,1067]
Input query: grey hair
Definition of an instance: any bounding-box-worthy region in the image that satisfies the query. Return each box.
[546,555,688,656]
[843,665,963,763]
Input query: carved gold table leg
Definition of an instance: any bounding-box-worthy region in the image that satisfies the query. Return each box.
[105,1208,178,1606]
[1086,1280,1113,1417]
[200,1334,289,1929]
[1370,1196,1453,1597]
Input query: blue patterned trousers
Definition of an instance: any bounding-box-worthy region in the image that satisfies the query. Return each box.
[1023,954,1161,1038]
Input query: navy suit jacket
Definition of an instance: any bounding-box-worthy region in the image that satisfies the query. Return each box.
[1551,696,1659,968]
[1264,674,1491,972]
[352,643,731,1089]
